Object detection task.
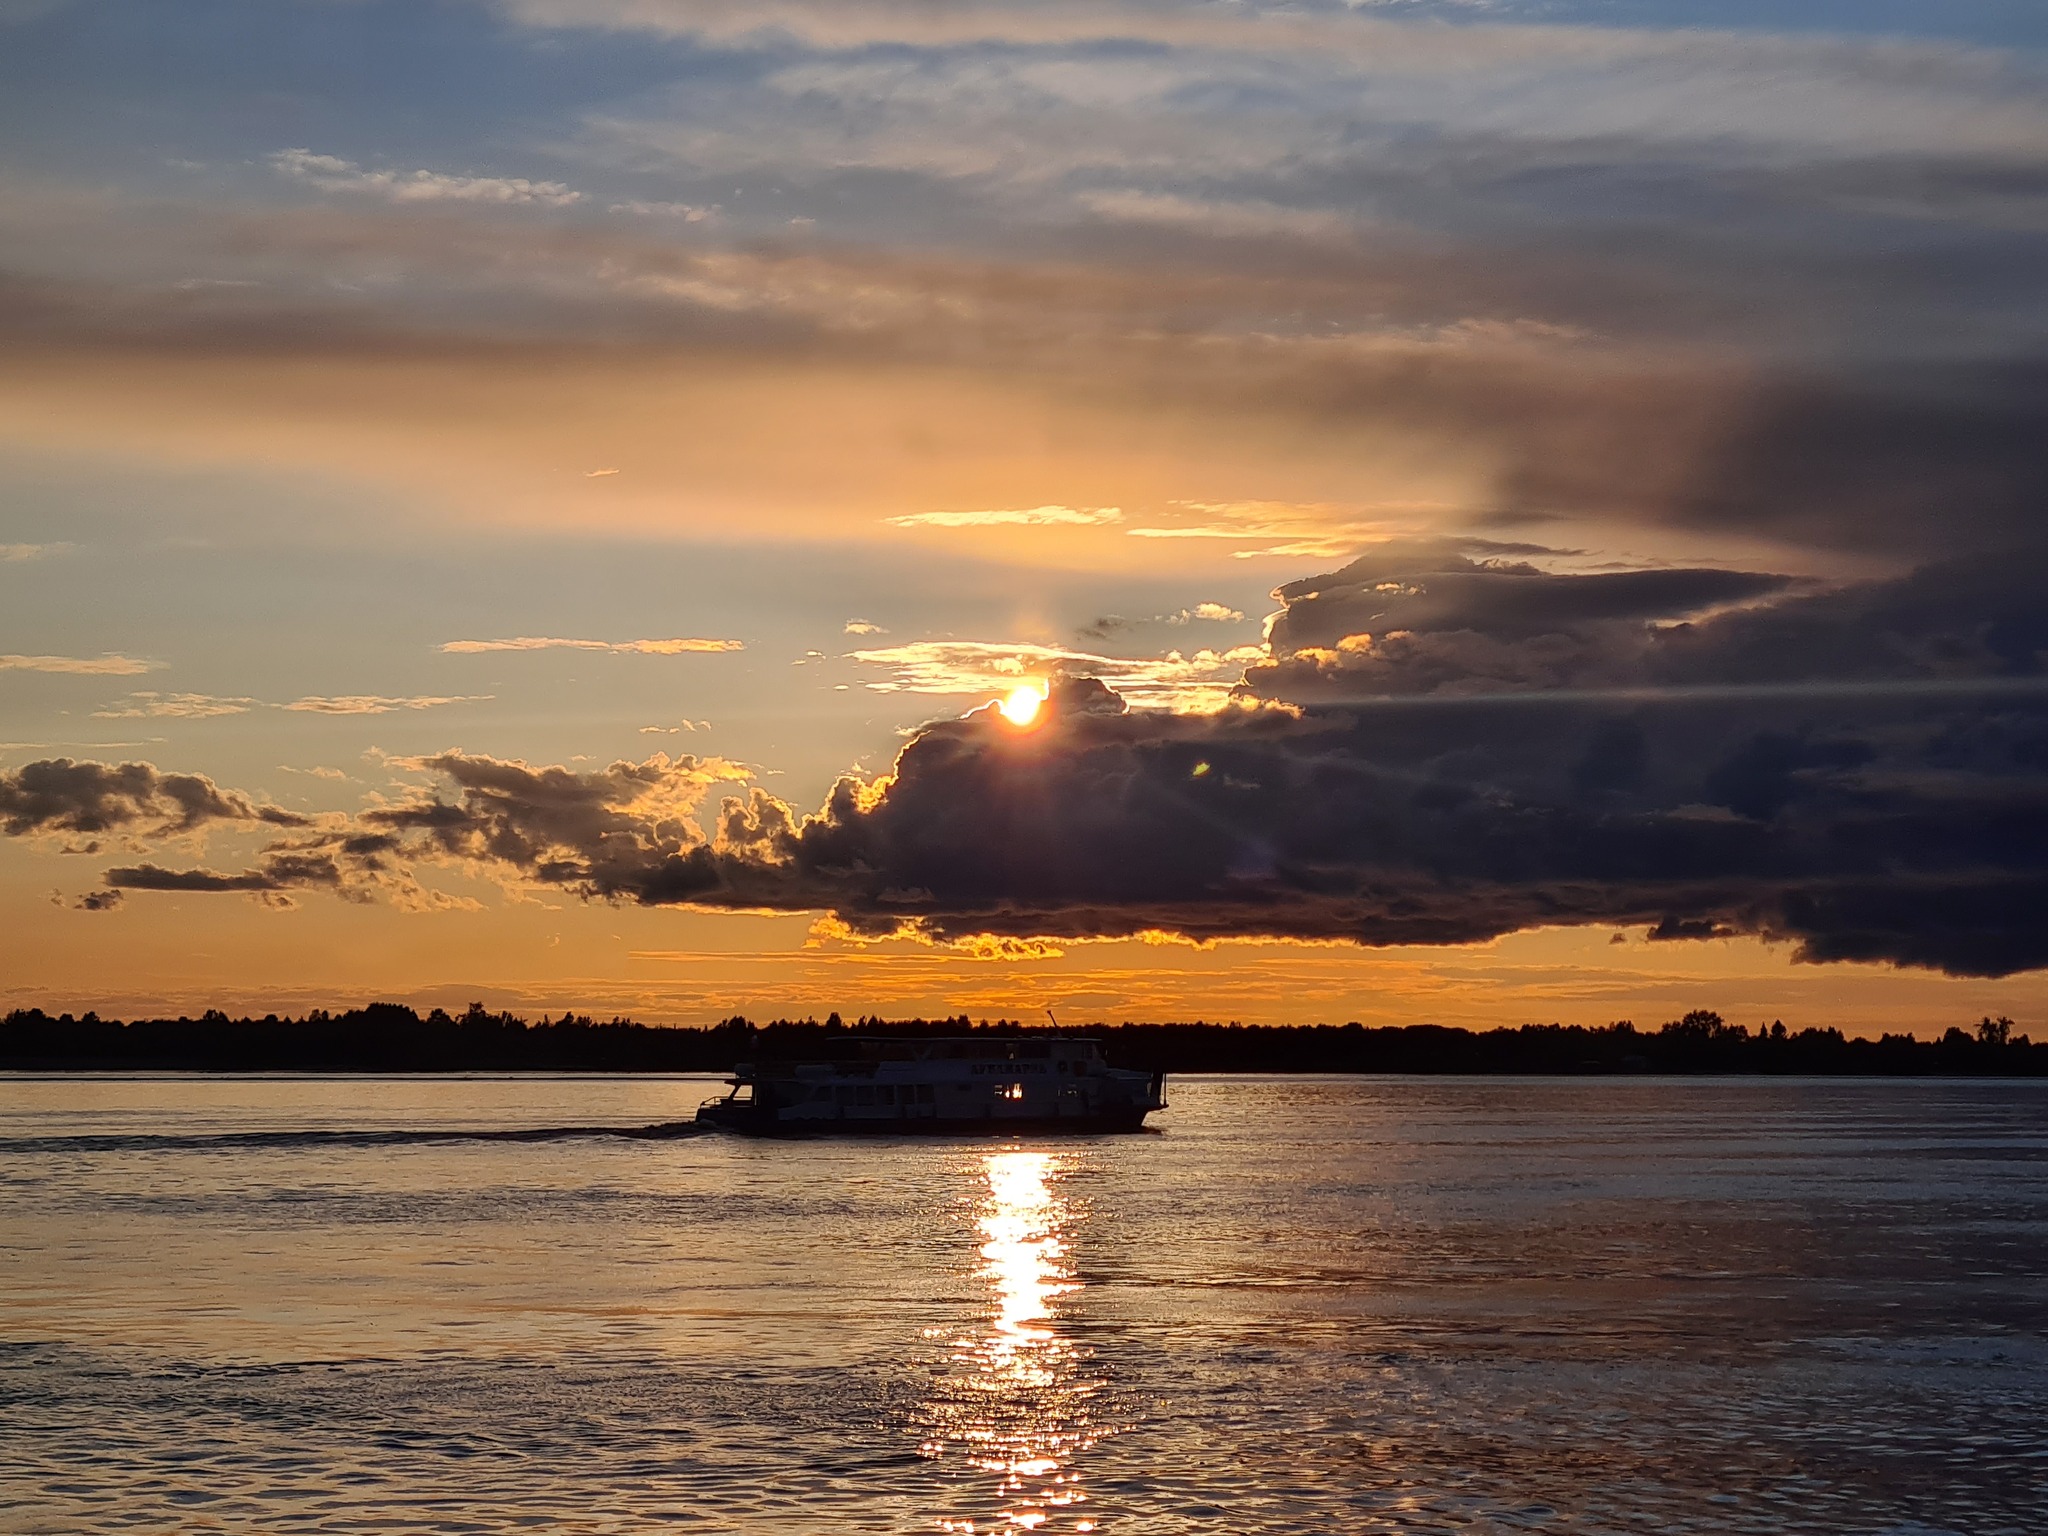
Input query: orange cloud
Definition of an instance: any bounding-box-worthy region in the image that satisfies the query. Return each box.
[847,638,1263,711]
[2,654,162,676]
[439,636,744,655]
[281,695,492,715]
[886,505,1122,528]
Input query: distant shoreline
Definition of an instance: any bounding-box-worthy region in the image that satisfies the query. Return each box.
[4,1004,2040,1077]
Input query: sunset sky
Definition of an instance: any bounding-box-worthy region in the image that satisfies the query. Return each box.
[2,0,2044,1032]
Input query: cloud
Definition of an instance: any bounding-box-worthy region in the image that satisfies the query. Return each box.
[608,200,714,221]
[5,8,2046,974]
[1083,602,1249,639]
[30,528,2048,978]
[48,751,739,910]
[1,654,161,676]
[1079,189,1358,244]
[3,0,2043,593]
[713,660,2048,977]
[270,148,581,207]
[728,536,2048,976]
[104,861,320,894]
[848,638,1263,710]
[792,541,2048,977]
[0,542,62,562]
[354,750,749,896]
[100,827,489,910]
[885,506,1122,528]
[91,691,486,719]
[843,619,886,635]
[495,0,2035,110]
[565,10,2048,233]
[585,467,621,477]
[1243,539,1801,700]
[0,758,307,837]
[14,746,762,911]
[491,0,1309,51]
[438,636,744,654]
[37,750,743,907]
[5,158,2041,578]
[1126,504,1432,559]
[281,694,490,715]
[93,692,256,720]
[58,534,2048,975]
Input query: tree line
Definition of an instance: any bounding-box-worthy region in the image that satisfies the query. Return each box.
[0,1003,2038,1075]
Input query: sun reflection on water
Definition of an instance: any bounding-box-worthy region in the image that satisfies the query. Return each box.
[923,1151,1109,1535]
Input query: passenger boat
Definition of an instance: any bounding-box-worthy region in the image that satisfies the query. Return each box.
[696,1035,1166,1135]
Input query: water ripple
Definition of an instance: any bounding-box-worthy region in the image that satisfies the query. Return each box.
[3,1075,2046,1533]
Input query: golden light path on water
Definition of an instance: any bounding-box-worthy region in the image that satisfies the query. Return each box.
[926,1151,1106,1535]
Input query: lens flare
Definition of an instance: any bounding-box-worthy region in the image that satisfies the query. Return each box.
[998,684,1046,727]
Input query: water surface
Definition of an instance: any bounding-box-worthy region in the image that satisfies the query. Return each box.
[3,1074,2044,1533]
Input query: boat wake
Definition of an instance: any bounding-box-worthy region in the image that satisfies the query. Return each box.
[2,1121,711,1154]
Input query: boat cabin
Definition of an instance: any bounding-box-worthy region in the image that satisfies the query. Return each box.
[698,1035,1165,1135]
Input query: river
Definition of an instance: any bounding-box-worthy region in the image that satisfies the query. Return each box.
[3,1073,2043,1533]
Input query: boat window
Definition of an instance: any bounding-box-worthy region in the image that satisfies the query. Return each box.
[1056,1060,1068,1074]
[917,1084,936,1103]
[857,1086,875,1106]
[812,1086,833,1102]
[835,1086,854,1105]
[877,1085,895,1105]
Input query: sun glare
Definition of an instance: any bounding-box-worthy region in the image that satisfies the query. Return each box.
[999,684,1047,727]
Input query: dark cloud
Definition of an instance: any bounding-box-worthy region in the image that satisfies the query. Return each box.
[706,545,2048,976]
[729,655,2048,975]
[355,751,733,901]
[1251,540,1800,698]
[1270,544,1791,647]
[3,750,742,910]
[1651,545,2048,688]
[100,836,452,910]
[96,856,343,913]
[104,863,308,894]
[1503,363,2048,557]
[1249,539,2048,702]
[0,758,307,837]
[15,546,2048,977]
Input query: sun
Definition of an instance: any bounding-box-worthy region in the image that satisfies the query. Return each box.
[998,683,1046,727]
